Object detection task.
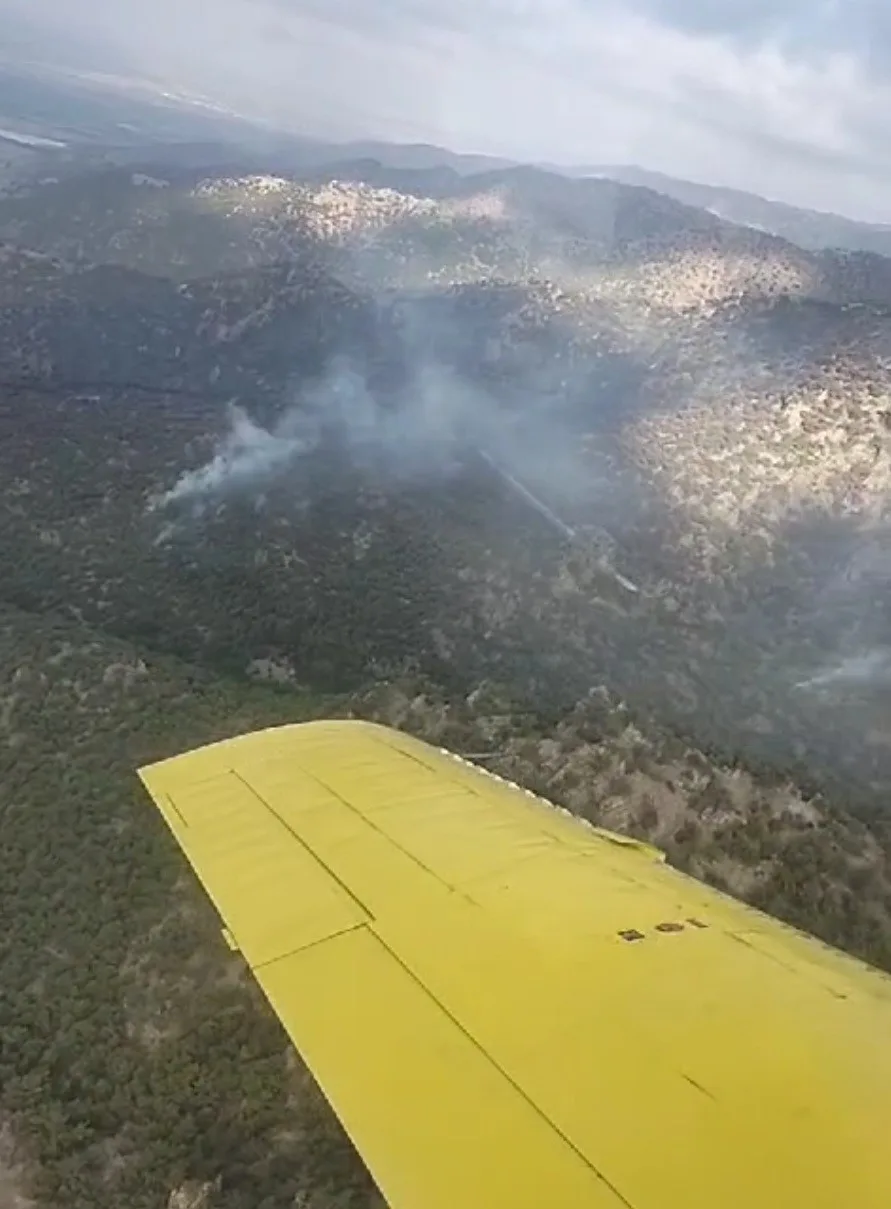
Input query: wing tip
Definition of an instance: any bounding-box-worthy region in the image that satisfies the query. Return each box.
[138,719,667,869]
[137,716,389,779]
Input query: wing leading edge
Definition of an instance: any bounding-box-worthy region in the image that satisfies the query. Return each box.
[138,719,891,1209]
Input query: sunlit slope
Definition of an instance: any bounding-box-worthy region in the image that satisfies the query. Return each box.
[139,719,891,1209]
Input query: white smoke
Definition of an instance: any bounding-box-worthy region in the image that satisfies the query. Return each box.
[149,401,311,513]
[794,649,891,694]
[148,352,606,531]
[793,524,891,700]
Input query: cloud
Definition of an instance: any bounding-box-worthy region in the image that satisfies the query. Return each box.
[4,0,891,220]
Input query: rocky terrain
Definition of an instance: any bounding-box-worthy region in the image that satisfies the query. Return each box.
[3,150,891,1207]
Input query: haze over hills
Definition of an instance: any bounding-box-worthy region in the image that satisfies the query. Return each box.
[596,164,891,259]
[3,64,891,1209]
[4,56,891,258]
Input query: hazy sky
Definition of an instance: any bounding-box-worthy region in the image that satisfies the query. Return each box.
[5,0,891,220]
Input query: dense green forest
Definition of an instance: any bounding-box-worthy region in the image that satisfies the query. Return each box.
[0,606,382,1208]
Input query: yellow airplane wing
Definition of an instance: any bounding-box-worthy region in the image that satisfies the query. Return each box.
[138,719,891,1209]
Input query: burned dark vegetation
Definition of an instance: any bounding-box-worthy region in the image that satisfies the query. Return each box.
[2,125,891,1208]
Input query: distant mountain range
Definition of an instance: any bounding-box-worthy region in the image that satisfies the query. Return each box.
[588,164,891,259]
[2,58,891,261]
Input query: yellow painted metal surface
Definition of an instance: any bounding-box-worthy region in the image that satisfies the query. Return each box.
[138,719,891,1209]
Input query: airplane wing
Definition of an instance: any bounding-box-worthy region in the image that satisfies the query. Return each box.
[138,719,891,1209]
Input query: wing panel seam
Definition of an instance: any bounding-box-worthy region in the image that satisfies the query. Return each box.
[290,763,475,900]
[253,922,370,970]
[369,929,635,1208]
[163,793,190,829]
[229,769,375,921]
